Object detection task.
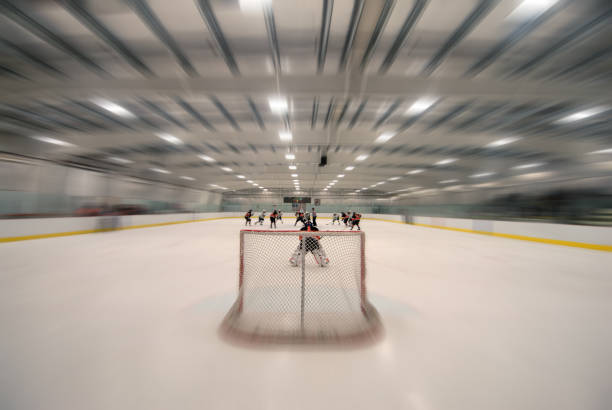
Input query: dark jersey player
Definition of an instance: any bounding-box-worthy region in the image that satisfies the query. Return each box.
[350,212,362,230]
[294,209,305,226]
[270,209,278,229]
[289,221,329,267]
[244,209,252,226]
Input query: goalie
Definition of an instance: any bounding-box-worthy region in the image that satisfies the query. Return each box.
[289,221,329,267]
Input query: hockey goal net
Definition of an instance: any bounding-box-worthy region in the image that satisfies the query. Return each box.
[221,230,381,344]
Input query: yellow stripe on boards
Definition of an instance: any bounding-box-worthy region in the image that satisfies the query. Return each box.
[0,215,610,252]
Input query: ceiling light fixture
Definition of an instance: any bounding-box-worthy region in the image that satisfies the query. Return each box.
[237,175,245,179]
[31,136,75,147]
[180,176,195,181]
[434,158,457,166]
[557,106,607,123]
[285,153,295,160]
[375,131,396,144]
[91,98,135,118]
[407,169,424,174]
[355,154,368,161]
[512,162,544,170]
[439,179,458,184]
[486,136,521,148]
[470,172,495,178]
[156,132,183,145]
[406,97,437,115]
[289,165,297,170]
[279,130,293,141]
[221,167,233,172]
[345,166,355,171]
[588,148,612,155]
[388,176,400,181]
[198,154,215,162]
[269,96,288,114]
[337,174,345,178]
[107,156,133,164]
[150,167,171,174]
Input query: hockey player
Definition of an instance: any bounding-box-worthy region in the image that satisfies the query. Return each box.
[244,209,252,226]
[341,211,349,227]
[304,212,311,224]
[256,210,266,225]
[289,221,329,267]
[330,212,340,225]
[350,211,362,231]
[270,209,278,229]
[311,207,317,226]
[277,210,283,224]
[294,208,305,226]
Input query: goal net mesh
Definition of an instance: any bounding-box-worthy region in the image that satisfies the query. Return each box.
[221,230,381,343]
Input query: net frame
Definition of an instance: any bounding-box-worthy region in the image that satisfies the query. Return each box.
[221,229,381,344]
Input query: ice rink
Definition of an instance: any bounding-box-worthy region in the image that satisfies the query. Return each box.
[1,218,611,410]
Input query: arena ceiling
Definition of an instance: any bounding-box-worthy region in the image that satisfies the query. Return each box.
[0,0,611,196]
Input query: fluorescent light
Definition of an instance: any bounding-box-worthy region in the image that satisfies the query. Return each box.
[470,172,495,178]
[150,167,170,174]
[332,179,338,183]
[338,174,345,178]
[356,154,368,161]
[345,166,355,171]
[434,158,457,166]
[156,133,183,145]
[486,137,521,148]
[370,184,376,187]
[198,154,215,162]
[589,148,612,155]
[259,186,265,189]
[221,167,233,172]
[107,156,133,164]
[517,171,553,180]
[279,130,292,141]
[508,0,558,21]
[439,179,458,184]
[247,180,253,183]
[239,0,270,12]
[388,176,400,181]
[291,173,298,177]
[31,136,74,147]
[269,96,288,114]
[513,162,544,170]
[293,179,299,182]
[323,188,328,191]
[253,183,259,186]
[406,97,437,115]
[237,175,245,179]
[375,132,396,144]
[361,188,368,190]
[180,176,195,181]
[91,98,135,118]
[407,169,424,175]
[285,153,295,160]
[289,165,297,170]
[377,181,386,185]
[557,107,607,123]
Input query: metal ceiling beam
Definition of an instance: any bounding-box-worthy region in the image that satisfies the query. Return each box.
[70,100,135,130]
[395,99,438,133]
[0,38,66,78]
[347,99,367,129]
[422,0,500,76]
[1,75,610,102]
[125,0,198,77]
[452,102,507,132]
[210,96,241,131]
[59,0,154,78]
[311,97,319,129]
[263,3,281,74]
[336,98,351,125]
[141,99,187,130]
[2,104,82,131]
[464,1,565,78]
[360,0,395,72]
[174,97,215,131]
[317,0,334,73]
[195,0,240,76]
[247,97,265,130]
[378,0,428,74]
[372,98,402,130]
[0,0,106,76]
[40,102,106,130]
[324,97,336,129]
[338,0,364,72]
[425,100,473,131]
[0,64,27,80]
[509,6,612,78]
[552,44,612,80]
